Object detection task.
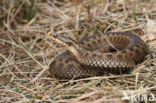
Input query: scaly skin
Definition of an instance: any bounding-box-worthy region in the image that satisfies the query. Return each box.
[49,32,148,80]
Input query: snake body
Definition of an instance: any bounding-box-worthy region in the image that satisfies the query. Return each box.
[49,32,148,80]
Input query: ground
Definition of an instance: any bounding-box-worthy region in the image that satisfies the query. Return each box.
[0,0,156,103]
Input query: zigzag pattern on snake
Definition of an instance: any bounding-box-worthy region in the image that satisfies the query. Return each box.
[49,32,148,80]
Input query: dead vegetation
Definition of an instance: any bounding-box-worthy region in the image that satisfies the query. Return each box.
[0,0,156,103]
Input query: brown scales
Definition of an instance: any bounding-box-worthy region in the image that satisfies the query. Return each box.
[49,32,148,80]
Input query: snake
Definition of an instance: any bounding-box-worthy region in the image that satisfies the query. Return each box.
[49,32,148,80]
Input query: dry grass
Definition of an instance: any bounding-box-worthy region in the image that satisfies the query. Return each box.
[0,0,156,103]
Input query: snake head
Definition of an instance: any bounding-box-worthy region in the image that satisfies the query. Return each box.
[48,32,76,46]
[48,32,80,57]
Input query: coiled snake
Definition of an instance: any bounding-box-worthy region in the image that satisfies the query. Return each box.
[49,32,148,80]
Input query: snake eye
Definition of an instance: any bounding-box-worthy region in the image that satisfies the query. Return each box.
[53,34,57,37]
[52,33,59,38]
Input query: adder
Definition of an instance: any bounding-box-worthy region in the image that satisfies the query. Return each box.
[48,32,148,80]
